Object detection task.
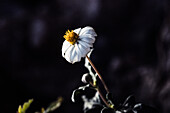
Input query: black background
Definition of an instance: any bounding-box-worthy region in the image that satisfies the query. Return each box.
[0,0,170,113]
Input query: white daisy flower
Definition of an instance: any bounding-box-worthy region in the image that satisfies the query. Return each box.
[62,26,97,64]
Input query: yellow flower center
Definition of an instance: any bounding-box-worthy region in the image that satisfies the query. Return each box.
[63,30,79,45]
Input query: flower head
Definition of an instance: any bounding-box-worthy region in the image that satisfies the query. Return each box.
[63,30,79,45]
[62,26,97,64]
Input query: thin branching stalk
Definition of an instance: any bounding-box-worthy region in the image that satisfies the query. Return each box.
[86,55,110,93]
[89,82,111,108]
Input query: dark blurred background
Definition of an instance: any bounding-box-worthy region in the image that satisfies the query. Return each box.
[0,0,170,113]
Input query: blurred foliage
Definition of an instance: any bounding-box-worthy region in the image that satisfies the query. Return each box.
[17,97,63,113]
[18,99,33,113]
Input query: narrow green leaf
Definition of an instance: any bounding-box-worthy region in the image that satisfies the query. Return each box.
[17,99,33,113]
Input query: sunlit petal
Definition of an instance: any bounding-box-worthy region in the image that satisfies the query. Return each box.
[74,43,81,62]
[62,40,71,57]
[65,45,74,63]
[77,43,90,57]
[79,34,95,40]
[79,26,97,36]
[78,40,93,48]
[80,35,95,44]
[74,28,81,35]
[70,47,77,64]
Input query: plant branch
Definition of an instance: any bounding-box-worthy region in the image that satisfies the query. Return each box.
[86,55,110,93]
[89,82,110,108]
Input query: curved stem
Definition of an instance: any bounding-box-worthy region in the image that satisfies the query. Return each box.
[96,87,111,108]
[89,82,110,108]
[86,55,110,93]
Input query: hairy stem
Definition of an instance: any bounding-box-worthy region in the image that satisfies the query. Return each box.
[86,55,110,93]
[89,82,110,108]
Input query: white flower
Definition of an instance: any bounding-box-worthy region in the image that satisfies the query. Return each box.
[62,26,97,64]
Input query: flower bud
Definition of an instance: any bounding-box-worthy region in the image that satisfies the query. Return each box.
[81,73,93,84]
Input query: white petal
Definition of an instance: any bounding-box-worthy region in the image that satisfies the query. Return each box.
[79,35,95,44]
[74,43,81,62]
[62,40,71,57]
[77,45,86,57]
[75,43,87,61]
[74,28,81,35]
[78,40,93,48]
[65,45,74,63]
[75,52,81,62]
[70,47,77,64]
[78,42,90,57]
[76,43,84,57]
[75,43,82,56]
[79,26,97,36]
[79,34,95,40]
